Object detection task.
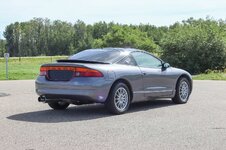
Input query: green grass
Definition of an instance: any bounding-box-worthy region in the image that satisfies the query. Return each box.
[0,56,67,80]
[193,72,226,80]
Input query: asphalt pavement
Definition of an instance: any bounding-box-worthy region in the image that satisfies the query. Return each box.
[0,80,226,150]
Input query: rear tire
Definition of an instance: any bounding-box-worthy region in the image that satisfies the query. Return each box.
[172,77,191,104]
[105,82,131,115]
[48,101,70,110]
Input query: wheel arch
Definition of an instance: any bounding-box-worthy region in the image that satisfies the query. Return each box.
[108,78,133,102]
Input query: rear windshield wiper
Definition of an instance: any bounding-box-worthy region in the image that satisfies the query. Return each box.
[57,59,110,64]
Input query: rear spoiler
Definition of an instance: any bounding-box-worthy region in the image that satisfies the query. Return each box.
[57,59,110,64]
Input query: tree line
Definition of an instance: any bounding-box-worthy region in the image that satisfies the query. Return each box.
[2,18,165,56]
[1,17,226,74]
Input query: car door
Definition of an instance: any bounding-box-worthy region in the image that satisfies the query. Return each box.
[117,55,146,101]
[131,51,173,98]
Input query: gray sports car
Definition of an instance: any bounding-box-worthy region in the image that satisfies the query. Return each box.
[35,48,192,114]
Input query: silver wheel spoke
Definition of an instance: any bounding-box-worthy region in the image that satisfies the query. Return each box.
[179,81,189,102]
[114,87,129,111]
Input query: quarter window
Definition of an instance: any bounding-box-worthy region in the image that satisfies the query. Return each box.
[117,55,137,66]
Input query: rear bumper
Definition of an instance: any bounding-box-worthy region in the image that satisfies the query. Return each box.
[35,76,112,103]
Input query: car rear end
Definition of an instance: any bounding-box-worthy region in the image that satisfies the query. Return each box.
[35,63,113,104]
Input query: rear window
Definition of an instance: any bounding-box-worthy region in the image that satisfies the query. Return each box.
[69,49,122,63]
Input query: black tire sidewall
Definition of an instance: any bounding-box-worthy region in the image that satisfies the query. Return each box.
[173,78,190,104]
[106,82,131,114]
[48,102,69,110]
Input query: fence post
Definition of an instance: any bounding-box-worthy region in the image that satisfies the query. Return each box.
[4,53,9,80]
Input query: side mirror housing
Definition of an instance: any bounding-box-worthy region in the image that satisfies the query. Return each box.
[162,62,170,69]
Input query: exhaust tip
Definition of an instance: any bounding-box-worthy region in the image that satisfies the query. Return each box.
[38,95,46,102]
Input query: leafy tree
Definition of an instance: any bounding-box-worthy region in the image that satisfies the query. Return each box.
[92,21,108,39]
[4,23,19,57]
[161,18,226,74]
[92,39,105,48]
[48,20,74,55]
[138,24,169,45]
[72,20,93,53]
[101,25,158,52]
[0,39,6,56]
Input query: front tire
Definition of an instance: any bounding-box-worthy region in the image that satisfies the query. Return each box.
[172,77,191,104]
[48,101,70,110]
[105,82,131,114]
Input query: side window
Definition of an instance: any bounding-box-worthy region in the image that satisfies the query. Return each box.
[131,52,162,68]
[117,55,137,66]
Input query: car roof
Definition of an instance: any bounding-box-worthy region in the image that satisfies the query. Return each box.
[70,47,163,64]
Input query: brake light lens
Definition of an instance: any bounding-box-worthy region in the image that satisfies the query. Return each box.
[74,67,103,77]
[39,66,103,77]
[40,67,47,76]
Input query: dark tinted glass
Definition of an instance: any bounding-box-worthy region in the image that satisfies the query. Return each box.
[69,49,122,63]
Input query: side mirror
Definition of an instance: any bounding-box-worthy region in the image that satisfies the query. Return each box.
[162,62,170,69]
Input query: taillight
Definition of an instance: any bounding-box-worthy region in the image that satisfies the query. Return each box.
[40,67,47,76]
[39,66,103,77]
[74,67,103,77]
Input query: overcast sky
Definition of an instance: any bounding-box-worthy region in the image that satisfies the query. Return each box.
[1,0,226,38]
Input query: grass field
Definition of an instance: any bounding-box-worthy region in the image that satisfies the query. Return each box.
[192,72,226,80]
[0,56,67,80]
[0,56,225,80]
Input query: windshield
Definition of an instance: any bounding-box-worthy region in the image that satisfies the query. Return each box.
[69,49,123,63]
